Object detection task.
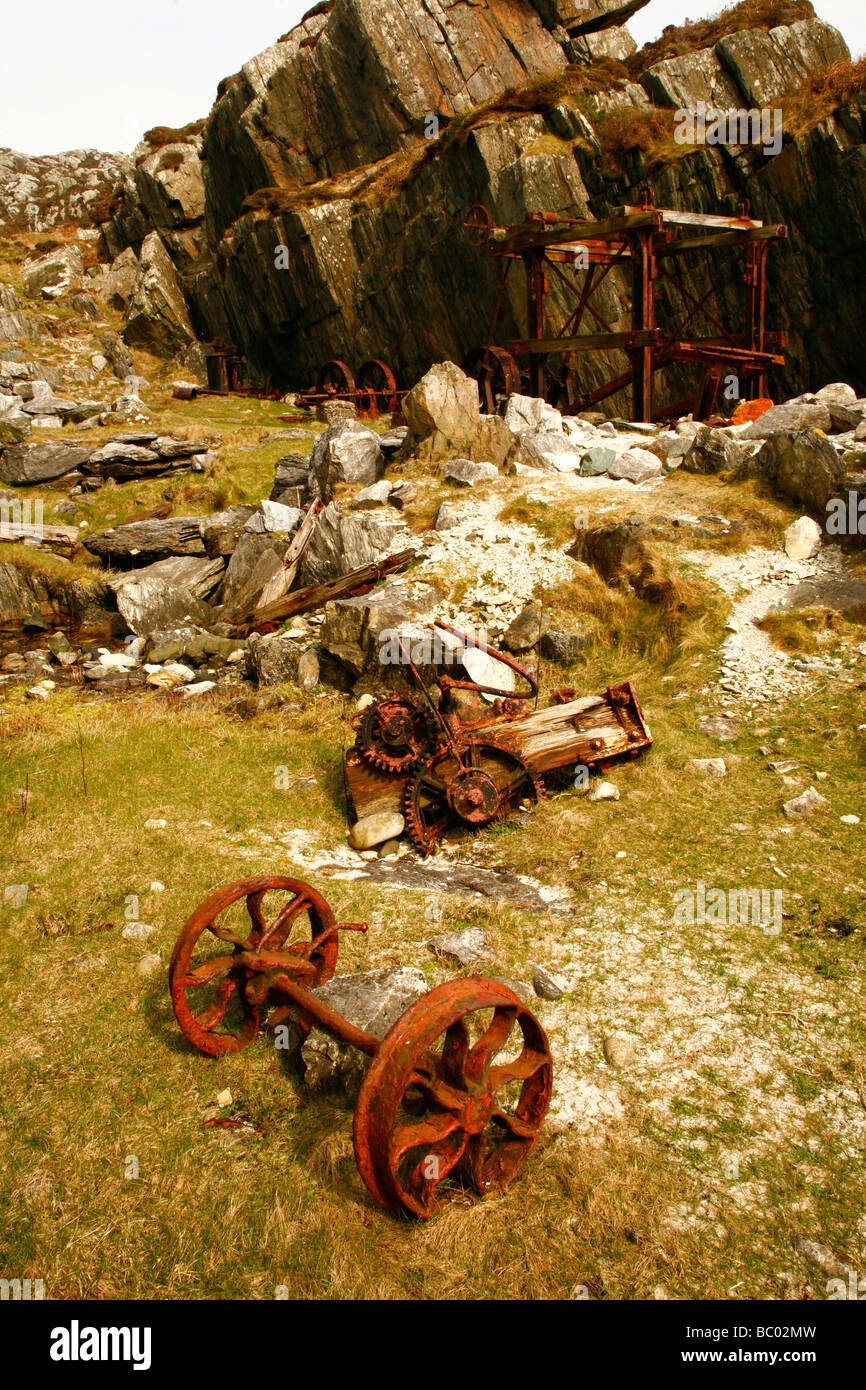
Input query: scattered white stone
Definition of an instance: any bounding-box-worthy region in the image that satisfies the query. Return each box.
[122,922,154,941]
[840,815,860,826]
[685,757,727,777]
[428,925,493,967]
[348,811,405,850]
[144,818,167,830]
[783,787,829,817]
[136,953,161,978]
[356,693,375,712]
[588,781,619,802]
[178,680,216,699]
[784,515,822,562]
[150,881,165,892]
[603,1035,636,1068]
[531,964,568,1000]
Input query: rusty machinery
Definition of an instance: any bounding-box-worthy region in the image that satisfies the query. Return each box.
[461,194,788,423]
[347,621,653,857]
[294,358,405,419]
[169,876,552,1218]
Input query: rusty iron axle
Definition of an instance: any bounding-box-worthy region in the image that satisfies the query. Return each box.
[169,876,553,1219]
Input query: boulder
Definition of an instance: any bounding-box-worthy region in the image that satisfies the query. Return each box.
[123,230,195,356]
[300,502,404,586]
[0,394,31,445]
[501,601,546,653]
[0,441,91,485]
[246,629,313,686]
[85,517,209,564]
[301,968,428,1097]
[352,479,393,509]
[504,394,563,434]
[244,500,302,534]
[784,515,822,562]
[112,556,224,635]
[201,506,258,558]
[745,430,845,515]
[444,457,498,486]
[434,500,462,532]
[310,420,384,500]
[539,628,586,663]
[221,532,291,618]
[681,426,749,474]
[511,428,583,472]
[348,810,405,850]
[740,401,833,439]
[579,444,617,476]
[22,245,84,300]
[402,362,481,462]
[607,448,664,484]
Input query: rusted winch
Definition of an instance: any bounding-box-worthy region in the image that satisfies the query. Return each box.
[348,621,653,856]
[294,358,404,419]
[169,876,552,1219]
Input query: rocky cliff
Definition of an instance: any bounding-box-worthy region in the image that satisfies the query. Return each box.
[89,1,866,409]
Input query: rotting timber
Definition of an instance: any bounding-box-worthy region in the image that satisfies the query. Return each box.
[347,621,652,856]
[462,194,788,422]
[169,875,553,1219]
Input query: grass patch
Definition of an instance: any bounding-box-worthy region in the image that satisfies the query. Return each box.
[498,496,576,547]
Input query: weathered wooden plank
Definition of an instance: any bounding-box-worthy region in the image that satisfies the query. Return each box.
[255,499,322,611]
[241,548,417,631]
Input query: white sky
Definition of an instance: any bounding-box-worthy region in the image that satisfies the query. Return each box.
[0,1,863,157]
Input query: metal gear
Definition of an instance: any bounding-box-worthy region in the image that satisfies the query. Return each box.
[356,694,439,774]
[403,740,544,856]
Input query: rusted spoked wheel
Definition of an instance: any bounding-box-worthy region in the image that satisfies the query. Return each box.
[463,345,522,414]
[169,877,338,1057]
[354,977,553,1218]
[462,204,493,247]
[403,740,543,856]
[315,359,356,400]
[355,358,398,417]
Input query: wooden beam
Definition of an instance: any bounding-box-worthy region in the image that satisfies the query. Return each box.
[657,224,787,257]
[616,205,765,231]
[496,210,660,255]
[509,330,661,355]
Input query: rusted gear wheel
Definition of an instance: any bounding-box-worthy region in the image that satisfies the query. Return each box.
[403,740,543,856]
[169,877,339,1057]
[353,976,553,1218]
[356,694,439,774]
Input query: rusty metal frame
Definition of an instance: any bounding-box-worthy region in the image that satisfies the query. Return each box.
[463,196,788,422]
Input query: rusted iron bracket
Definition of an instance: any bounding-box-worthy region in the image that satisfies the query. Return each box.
[169,876,552,1219]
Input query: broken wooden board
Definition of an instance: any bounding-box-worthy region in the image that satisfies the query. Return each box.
[254,499,321,612]
[240,548,417,632]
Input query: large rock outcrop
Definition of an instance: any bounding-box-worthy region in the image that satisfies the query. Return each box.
[87,1,866,405]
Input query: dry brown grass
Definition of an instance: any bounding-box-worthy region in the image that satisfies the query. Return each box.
[782,58,866,136]
[628,0,815,76]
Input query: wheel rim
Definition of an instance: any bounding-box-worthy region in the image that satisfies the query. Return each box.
[353,977,552,1218]
[462,346,522,414]
[355,358,398,416]
[315,359,356,400]
[169,876,337,1057]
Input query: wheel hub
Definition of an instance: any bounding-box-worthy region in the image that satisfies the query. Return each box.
[448,769,501,825]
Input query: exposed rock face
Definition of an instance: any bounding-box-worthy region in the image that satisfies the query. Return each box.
[123,231,195,356]
[0,148,131,231]
[86,1,866,407]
